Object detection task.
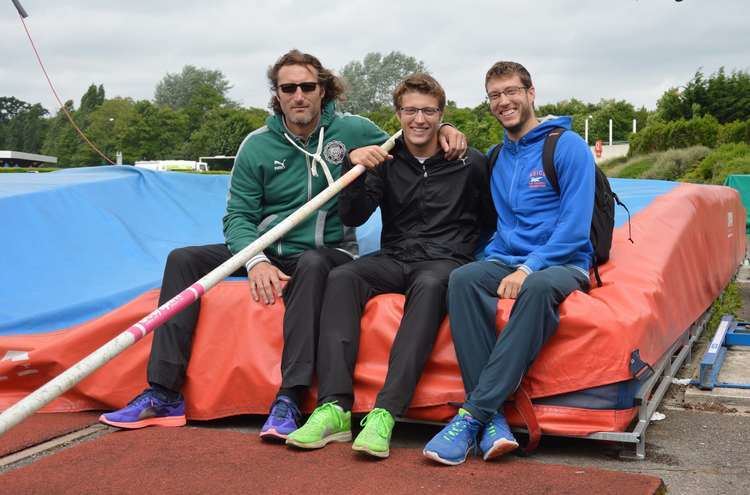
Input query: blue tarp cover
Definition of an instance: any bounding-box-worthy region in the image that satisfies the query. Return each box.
[1,166,677,336]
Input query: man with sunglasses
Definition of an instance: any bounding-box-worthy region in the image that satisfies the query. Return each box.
[423,61,595,465]
[286,73,495,458]
[99,50,467,434]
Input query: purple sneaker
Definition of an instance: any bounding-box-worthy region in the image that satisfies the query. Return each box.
[99,389,186,429]
[260,395,301,440]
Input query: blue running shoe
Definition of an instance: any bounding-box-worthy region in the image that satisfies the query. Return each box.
[479,412,519,461]
[423,409,483,465]
[260,395,301,440]
[99,389,185,429]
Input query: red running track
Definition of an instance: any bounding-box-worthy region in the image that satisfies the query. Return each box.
[0,426,665,494]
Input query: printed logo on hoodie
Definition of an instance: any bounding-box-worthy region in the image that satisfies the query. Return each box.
[528,169,547,189]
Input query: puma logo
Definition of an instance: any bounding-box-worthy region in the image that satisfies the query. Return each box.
[274,160,286,171]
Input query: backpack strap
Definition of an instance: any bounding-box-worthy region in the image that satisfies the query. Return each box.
[488,142,502,171]
[541,127,566,194]
[511,385,541,454]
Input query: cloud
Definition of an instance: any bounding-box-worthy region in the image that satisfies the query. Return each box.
[2,0,748,114]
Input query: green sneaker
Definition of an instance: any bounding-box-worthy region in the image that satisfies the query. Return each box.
[285,402,352,449]
[352,408,395,458]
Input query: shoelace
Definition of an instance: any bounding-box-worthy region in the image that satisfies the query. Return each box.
[442,416,474,442]
[283,127,335,186]
[360,409,390,437]
[127,391,156,407]
[307,402,341,428]
[271,399,300,420]
[271,399,290,419]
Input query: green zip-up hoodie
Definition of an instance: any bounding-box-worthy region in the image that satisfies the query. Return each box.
[223,101,388,263]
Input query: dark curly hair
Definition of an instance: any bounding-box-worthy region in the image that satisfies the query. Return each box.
[267,49,345,114]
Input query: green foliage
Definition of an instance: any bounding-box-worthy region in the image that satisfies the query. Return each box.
[598,155,628,173]
[681,143,750,184]
[443,101,502,153]
[612,157,655,179]
[705,282,741,342]
[41,100,83,166]
[359,106,400,135]
[154,65,233,110]
[0,96,31,124]
[719,120,750,145]
[655,67,750,124]
[340,52,428,114]
[0,167,58,173]
[79,84,105,114]
[629,115,721,155]
[640,146,711,181]
[182,107,268,159]
[0,102,49,153]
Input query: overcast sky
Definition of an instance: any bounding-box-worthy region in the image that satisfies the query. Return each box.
[2,0,748,115]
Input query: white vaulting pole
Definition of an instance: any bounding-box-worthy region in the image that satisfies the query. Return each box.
[0,130,402,436]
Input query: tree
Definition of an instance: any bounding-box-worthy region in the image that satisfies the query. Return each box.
[340,52,428,114]
[0,96,31,124]
[79,84,105,114]
[41,100,81,166]
[0,103,49,153]
[182,107,268,161]
[655,68,750,124]
[154,65,233,111]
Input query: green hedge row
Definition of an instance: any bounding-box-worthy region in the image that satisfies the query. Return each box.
[629,116,750,155]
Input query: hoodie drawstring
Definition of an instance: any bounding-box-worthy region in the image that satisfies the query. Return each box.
[283,127,335,186]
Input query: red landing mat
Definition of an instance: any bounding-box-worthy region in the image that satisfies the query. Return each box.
[0,427,665,494]
[0,412,100,457]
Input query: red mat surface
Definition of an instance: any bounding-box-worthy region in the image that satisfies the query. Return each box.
[0,412,100,457]
[0,427,664,494]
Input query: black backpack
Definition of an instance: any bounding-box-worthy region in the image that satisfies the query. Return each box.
[487,127,631,286]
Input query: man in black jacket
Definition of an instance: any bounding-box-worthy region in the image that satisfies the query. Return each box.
[286,73,495,458]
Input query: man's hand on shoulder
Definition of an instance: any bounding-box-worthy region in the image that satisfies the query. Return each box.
[497,269,528,299]
[438,124,468,160]
[247,261,290,305]
[349,146,392,170]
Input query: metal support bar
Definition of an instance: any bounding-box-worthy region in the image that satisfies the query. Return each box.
[585,311,709,459]
[699,315,734,389]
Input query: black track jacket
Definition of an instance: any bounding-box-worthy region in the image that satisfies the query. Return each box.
[339,139,496,264]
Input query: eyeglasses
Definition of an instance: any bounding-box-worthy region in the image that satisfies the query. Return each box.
[487,86,528,102]
[399,106,441,118]
[277,82,319,94]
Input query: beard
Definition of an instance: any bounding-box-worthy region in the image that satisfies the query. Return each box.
[497,100,534,134]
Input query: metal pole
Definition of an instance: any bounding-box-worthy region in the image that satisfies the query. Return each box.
[584,118,589,145]
[0,131,401,436]
[609,119,613,146]
[633,118,637,134]
[11,0,29,18]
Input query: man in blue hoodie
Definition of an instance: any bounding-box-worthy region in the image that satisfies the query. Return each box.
[423,61,595,465]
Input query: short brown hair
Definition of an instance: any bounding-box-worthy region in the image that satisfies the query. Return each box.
[485,61,533,88]
[267,49,345,114]
[392,73,446,111]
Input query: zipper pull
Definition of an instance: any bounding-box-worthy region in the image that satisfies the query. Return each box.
[422,164,427,178]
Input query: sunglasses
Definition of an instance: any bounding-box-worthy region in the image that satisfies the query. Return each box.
[277,82,319,94]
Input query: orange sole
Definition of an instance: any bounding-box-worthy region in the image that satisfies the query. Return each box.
[98,414,186,429]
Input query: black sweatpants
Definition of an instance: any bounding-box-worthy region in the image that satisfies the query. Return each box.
[316,255,460,416]
[146,243,352,394]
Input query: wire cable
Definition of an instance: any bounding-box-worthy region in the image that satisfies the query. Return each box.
[15,6,114,164]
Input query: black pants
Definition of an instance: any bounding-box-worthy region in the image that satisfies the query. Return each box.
[316,255,460,416]
[147,243,352,394]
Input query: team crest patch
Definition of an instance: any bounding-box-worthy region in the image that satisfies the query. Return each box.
[528,169,546,189]
[323,140,347,164]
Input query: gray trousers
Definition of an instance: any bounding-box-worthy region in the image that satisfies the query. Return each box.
[447,260,589,423]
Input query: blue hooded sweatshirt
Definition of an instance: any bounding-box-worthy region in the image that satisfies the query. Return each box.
[484,116,595,275]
